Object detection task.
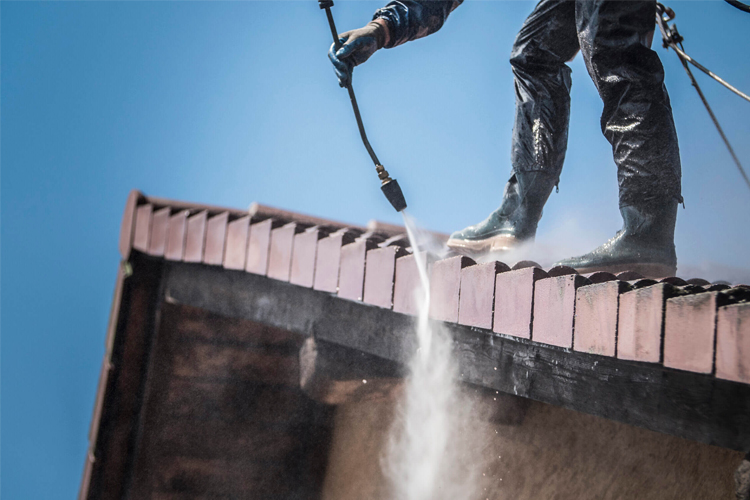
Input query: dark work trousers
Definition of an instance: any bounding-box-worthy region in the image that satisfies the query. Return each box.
[509,0,682,209]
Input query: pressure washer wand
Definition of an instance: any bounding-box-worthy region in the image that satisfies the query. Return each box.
[319,0,407,212]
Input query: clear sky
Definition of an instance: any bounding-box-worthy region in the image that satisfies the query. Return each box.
[2,1,748,497]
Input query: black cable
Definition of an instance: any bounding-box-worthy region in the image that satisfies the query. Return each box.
[724,0,750,14]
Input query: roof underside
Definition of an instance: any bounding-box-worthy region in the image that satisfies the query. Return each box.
[80,191,750,499]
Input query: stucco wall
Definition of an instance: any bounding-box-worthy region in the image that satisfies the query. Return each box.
[321,394,743,500]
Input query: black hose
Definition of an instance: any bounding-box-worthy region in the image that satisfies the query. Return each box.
[319,0,407,211]
[724,0,750,13]
[319,2,381,167]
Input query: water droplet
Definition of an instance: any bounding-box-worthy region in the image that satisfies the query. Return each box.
[362,379,367,384]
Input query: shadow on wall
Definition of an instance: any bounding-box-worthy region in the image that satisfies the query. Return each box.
[321,395,743,500]
[320,385,497,500]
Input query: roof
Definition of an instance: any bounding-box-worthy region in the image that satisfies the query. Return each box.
[117,190,749,370]
[81,190,750,499]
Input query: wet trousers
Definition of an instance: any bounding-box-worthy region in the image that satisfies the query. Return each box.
[510,0,682,208]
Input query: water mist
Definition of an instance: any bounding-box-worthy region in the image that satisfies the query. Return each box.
[382,212,485,500]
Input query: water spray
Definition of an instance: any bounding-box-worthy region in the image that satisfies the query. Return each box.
[319,0,408,212]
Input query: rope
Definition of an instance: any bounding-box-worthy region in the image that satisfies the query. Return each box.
[668,44,750,103]
[655,9,750,103]
[677,44,750,191]
[656,5,750,192]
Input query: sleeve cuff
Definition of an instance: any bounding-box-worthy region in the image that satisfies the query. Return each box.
[370,16,393,48]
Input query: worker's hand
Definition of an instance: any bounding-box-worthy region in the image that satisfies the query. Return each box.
[329,20,388,88]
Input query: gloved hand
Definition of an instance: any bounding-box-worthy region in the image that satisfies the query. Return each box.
[328,20,388,88]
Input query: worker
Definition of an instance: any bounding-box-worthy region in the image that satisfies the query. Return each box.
[329,0,684,277]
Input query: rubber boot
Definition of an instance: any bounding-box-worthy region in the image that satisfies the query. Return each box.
[555,200,678,278]
[446,170,558,254]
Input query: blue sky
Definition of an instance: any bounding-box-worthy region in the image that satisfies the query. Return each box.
[2,1,748,497]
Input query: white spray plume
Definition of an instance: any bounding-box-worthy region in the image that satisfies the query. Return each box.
[470,214,609,269]
[382,212,486,500]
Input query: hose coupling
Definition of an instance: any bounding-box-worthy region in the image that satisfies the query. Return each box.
[376,164,392,184]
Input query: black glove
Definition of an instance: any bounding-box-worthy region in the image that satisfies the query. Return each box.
[328,21,387,88]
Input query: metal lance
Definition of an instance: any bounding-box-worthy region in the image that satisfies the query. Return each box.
[319,0,407,212]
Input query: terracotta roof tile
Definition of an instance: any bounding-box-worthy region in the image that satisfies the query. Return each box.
[147,207,170,257]
[246,219,275,275]
[533,274,590,348]
[629,278,659,289]
[574,280,631,357]
[458,261,510,330]
[363,246,408,309]
[392,253,428,316]
[203,212,229,266]
[687,278,711,286]
[118,189,143,259]
[223,216,251,271]
[512,260,542,271]
[617,271,645,281]
[618,283,681,363]
[664,291,723,373]
[132,204,153,253]
[312,230,356,293]
[547,265,578,278]
[716,302,750,383]
[338,238,377,302]
[704,283,731,292]
[661,276,689,286]
[290,227,326,288]
[184,210,208,263]
[494,266,548,339]
[429,255,475,323]
[267,223,302,282]
[584,271,618,284]
[165,210,189,261]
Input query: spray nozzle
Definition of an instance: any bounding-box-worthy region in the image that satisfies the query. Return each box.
[382,178,407,212]
[376,165,407,212]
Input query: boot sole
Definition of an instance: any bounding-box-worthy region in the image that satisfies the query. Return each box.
[446,234,522,254]
[570,262,677,280]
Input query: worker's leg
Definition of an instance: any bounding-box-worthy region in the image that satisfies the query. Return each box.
[576,0,681,207]
[448,0,580,254]
[556,0,682,276]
